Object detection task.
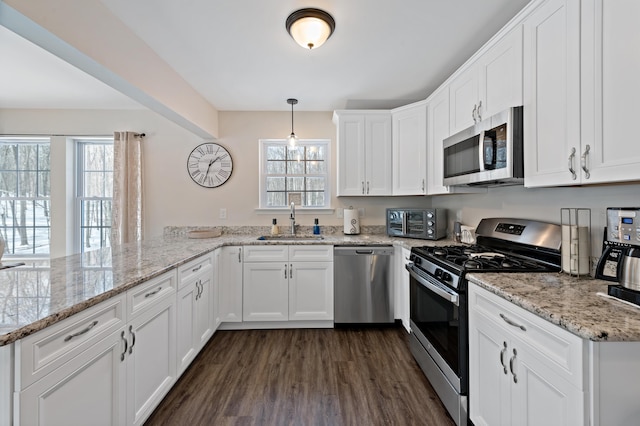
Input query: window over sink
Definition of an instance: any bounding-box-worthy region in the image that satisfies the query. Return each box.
[258,139,331,209]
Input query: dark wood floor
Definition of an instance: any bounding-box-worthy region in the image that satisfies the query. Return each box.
[145,327,455,426]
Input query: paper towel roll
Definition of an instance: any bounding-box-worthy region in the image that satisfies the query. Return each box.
[561,225,589,274]
[344,209,360,234]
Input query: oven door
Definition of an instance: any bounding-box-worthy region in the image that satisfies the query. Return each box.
[407,263,467,393]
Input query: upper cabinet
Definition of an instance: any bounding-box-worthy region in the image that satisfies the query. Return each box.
[391,101,427,195]
[449,27,524,135]
[523,0,581,187]
[524,0,640,187]
[426,87,452,195]
[333,111,392,196]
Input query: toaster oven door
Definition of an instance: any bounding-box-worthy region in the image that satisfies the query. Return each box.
[387,210,405,236]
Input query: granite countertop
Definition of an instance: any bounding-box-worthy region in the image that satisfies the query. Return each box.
[0,230,439,346]
[467,272,640,342]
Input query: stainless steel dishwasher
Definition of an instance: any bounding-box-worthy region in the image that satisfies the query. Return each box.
[334,246,394,324]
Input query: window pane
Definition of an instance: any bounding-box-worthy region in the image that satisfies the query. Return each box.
[305,177,325,190]
[104,171,113,197]
[18,145,38,171]
[266,192,285,207]
[18,171,37,196]
[307,146,326,161]
[38,172,50,197]
[0,171,17,195]
[0,145,17,170]
[287,160,304,174]
[266,145,286,160]
[83,172,105,197]
[287,146,304,160]
[266,177,285,191]
[305,192,325,207]
[307,160,326,174]
[266,160,286,174]
[287,177,304,191]
[81,227,101,251]
[84,145,105,171]
[38,145,50,171]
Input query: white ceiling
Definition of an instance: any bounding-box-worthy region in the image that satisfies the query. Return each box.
[1,0,531,112]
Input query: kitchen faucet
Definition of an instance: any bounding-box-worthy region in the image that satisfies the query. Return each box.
[290,202,296,235]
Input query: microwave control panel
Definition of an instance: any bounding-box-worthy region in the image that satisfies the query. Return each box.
[606,208,640,245]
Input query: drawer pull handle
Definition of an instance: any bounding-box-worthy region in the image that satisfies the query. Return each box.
[121,331,128,361]
[64,320,98,342]
[500,341,508,375]
[192,265,203,273]
[284,265,288,279]
[145,287,163,298]
[238,248,242,263]
[129,325,136,355]
[510,348,518,383]
[289,264,293,279]
[500,313,526,331]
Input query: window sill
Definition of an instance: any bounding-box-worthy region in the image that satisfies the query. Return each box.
[255,208,335,215]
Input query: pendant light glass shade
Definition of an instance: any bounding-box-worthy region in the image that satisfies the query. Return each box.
[287,98,298,147]
[286,9,335,50]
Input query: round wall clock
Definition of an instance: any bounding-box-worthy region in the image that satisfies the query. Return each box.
[187,142,233,188]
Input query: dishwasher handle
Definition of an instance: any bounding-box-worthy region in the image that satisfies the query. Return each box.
[355,250,374,255]
[334,246,394,256]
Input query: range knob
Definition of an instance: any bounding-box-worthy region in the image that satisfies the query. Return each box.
[442,272,452,283]
[411,255,421,265]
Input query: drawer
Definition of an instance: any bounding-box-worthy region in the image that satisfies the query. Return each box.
[128,270,177,319]
[178,254,213,289]
[288,245,333,262]
[469,283,585,388]
[243,245,288,262]
[16,293,126,390]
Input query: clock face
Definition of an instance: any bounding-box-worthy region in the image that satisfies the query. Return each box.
[187,143,233,188]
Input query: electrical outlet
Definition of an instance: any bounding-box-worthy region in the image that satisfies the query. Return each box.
[219,208,227,219]
[358,208,365,217]
[337,209,343,219]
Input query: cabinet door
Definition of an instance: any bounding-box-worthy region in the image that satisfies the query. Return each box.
[364,113,393,195]
[126,294,176,426]
[392,103,427,195]
[176,281,198,375]
[510,339,585,426]
[394,247,410,333]
[195,272,213,347]
[288,262,334,321]
[336,114,366,196]
[243,262,288,321]
[427,87,451,195]
[478,25,523,119]
[19,329,127,426]
[581,0,640,184]
[218,246,243,322]
[469,311,511,426]
[449,64,479,134]
[523,0,581,187]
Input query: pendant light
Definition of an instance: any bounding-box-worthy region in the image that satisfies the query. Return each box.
[286,8,335,50]
[287,98,298,148]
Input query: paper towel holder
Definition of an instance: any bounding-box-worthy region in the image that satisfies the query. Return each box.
[560,208,591,277]
[343,206,360,235]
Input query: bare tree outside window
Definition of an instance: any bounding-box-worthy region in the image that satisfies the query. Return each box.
[0,138,51,256]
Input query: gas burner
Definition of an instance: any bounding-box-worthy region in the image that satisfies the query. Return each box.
[433,248,449,256]
[463,259,482,269]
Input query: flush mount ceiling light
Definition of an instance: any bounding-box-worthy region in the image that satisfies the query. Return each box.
[286,8,335,50]
[287,98,298,147]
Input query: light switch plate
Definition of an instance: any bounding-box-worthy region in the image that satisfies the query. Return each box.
[219,208,227,219]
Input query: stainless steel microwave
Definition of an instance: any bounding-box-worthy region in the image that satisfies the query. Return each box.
[386,208,447,240]
[443,106,524,186]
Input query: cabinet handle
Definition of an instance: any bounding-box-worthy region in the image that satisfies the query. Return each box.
[145,286,162,298]
[568,147,577,180]
[64,320,98,342]
[289,264,293,279]
[361,181,365,195]
[366,181,370,194]
[238,248,242,263]
[284,265,288,279]
[192,265,202,273]
[510,348,518,383]
[477,100,482,121]
[581,144,591,179]
[422,179,425,192]
[472,104,477,123]
[499,313,526,331]
[120,330,128,362]
[128,325,136,355]
[500,341,508,375]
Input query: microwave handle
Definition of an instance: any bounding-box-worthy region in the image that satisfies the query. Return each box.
[478,130,486,172]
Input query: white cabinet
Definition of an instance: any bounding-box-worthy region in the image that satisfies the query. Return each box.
[394,246,410,333]
[579,0,640,185]
[391,101,427,195]
[333,111,392,196]
[176,254,214,375]
[218,246,243,323]
[449,27,523,135]
[243,245,333,322]
[523,0,581,187]
[468,283,585,426]
[16,270,177,426]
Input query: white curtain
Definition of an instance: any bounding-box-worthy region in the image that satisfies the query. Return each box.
[111,131,144,245]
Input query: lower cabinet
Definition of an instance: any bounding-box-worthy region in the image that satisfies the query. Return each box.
[394,246,410,333]
[242,245,333,322]
[17,270,178,426]
[468,283,585,426]
[217,246,243,322]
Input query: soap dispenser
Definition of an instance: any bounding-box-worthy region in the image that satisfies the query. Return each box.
[271,218,279,235]
[313,218,320,235]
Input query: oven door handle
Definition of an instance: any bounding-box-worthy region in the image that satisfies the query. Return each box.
[406,263,459,306]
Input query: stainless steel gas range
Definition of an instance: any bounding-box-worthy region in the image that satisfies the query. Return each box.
[406,218,562,426]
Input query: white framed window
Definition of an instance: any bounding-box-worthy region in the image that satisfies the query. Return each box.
[0,137,51,257]
[259,139,331,209]
[75,139,114,253]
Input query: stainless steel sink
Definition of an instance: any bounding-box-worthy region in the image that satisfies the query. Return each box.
[257,235,324,241]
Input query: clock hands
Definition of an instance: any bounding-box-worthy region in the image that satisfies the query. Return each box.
[204,156,222,179]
